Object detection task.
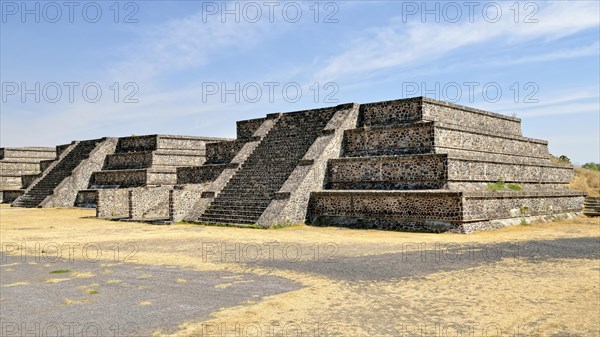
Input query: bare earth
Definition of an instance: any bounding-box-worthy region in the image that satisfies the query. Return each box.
[0,204,599,337]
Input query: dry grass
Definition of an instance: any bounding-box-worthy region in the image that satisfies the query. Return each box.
[1,205,599,336]
[569,167,600,198]
[176,258,599,337]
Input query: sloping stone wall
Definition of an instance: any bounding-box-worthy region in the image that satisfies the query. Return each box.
[42,138,118,207]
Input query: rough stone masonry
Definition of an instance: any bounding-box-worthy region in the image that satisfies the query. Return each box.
[7,97,585,233]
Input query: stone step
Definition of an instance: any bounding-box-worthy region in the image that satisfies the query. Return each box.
[219,188,284,196]
[116,135,229,154]
[198,215,257,225]
[213,194,274,201]
[210,198,272,205]
[205,204,268,212]
[217,194,276,201]
[343,121,548,160]
[358,97,522,136]
[203,208,264,217]
[308,189,584,232]
[326,154,574,189]
[0,147,56,160]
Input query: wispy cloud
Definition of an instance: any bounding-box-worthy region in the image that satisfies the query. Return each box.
[108,12,272,84]
[486,86,600,117]
[315,2,600,82]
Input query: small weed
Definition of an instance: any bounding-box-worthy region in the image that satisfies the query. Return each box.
[518,204,530,226]
[85,289,99,295]
[507,183,522,191]
[50,269,70,274]
[487,180,522,192]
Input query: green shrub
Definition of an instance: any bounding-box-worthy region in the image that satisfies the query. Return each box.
[582,162,600,171]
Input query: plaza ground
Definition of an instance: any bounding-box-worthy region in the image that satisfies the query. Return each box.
[1,204,598,336]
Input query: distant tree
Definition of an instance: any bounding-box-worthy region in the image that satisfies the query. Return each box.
[582,162,600,171]
[558,155,571,164]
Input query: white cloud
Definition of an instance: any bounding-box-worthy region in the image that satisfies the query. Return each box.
[108,11,273,83]
[490,86,600,117]
[315,2,600,82]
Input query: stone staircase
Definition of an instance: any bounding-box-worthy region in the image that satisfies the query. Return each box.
[95,120,268,222]
[12,140,102,207]
[198,110,337,225]
[583,196,600,217]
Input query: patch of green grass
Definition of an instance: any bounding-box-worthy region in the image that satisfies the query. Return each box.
[85,289,99,295]
[487,181,522,192]
[507,183,522,191]
[50,269,71,274]
[487,181,506,192]
[270,223,304,229]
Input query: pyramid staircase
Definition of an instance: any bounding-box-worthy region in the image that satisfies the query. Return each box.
[583,196,600,217]
[95,120,271,222]
[12,140,104,207]
[197,109,338,225]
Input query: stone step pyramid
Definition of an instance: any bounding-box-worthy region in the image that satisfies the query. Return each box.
[306,97,583,233]
[97,104,358,223]
[12,138,117,208]
[0,147,56,203]
[95,97,584,233]
[77,135,231,208]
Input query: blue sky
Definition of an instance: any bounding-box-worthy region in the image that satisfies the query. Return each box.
[1,0,598,164]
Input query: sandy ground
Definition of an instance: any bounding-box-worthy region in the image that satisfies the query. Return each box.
[0,204,599,337]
